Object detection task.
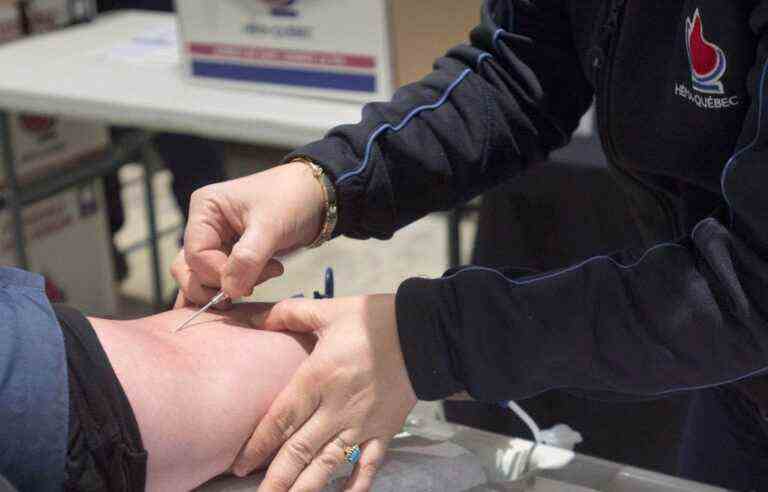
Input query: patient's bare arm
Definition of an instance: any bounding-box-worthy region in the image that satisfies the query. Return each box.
[88,304,314,492]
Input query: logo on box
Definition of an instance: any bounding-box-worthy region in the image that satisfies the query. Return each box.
[263,0,299,17]
[19,114,56,135]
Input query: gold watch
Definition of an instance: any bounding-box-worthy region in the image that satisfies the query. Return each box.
[297,159,338,249]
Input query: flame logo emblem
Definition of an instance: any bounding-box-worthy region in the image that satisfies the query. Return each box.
[685,9,727,94]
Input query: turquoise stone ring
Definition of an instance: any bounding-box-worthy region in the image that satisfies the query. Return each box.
[344,445,362,465]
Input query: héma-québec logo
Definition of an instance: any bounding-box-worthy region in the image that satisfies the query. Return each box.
[685,8,727,95]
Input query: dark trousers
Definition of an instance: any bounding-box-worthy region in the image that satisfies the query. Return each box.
[154,133,226,222]
[96,0,173,12]
[105,133,226,235]
[678,387,768,491]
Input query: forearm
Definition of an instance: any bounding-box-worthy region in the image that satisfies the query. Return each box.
[396,219,768,402]
[89,305,313,492]
[287,0,593,240]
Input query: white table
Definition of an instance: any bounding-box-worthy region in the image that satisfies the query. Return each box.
[0,11,364,147]
[0,11,365,308]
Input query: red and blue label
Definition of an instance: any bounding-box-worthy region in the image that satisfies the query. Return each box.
[189,43,378,93]
[685,8,727,94]
[190,0,377,93]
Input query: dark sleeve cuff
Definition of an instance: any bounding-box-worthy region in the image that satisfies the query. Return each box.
[52,304,90,331]
[284,139,366,239]
[395,277,464,401]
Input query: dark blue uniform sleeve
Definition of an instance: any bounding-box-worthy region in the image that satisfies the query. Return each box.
[396,6,768,402]
[287,0,594,239]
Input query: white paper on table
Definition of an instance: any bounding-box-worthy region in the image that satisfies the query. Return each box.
[105,22,180,65]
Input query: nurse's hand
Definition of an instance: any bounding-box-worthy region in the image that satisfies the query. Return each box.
[172,162,325,306]
[232,294,417,492]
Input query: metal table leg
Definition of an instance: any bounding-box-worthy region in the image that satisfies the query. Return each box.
[141,143,164,311]
[448,208,462,268]
[1,112,29,269]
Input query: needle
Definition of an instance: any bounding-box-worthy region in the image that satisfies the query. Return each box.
[174,291,229,333]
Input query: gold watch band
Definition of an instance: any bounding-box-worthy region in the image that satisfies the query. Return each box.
[297,159,338,249]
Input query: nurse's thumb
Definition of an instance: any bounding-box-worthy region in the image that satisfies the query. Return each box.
[258,298,335,333]
[222,225,279,298]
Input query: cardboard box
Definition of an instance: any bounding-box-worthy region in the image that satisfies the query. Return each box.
[0,1,96,43]
[0,113,110,186]
[0,0,113,316]
[0,0,108,187]
[26,0,96,33]
[176,0,482,102]
[389,1,482,87]
[0,180,118,315]
[0,0,21,44]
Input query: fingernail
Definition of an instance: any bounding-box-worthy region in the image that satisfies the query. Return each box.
[222,277,240,300]
[232,461,248,477]
[270,262,285,277]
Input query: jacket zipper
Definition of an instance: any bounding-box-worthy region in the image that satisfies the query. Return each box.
[592,0,680,240]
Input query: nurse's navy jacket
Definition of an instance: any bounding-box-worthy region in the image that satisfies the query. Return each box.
[289,1,768,404]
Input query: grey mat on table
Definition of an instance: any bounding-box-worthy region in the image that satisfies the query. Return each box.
[199,436,487,492]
